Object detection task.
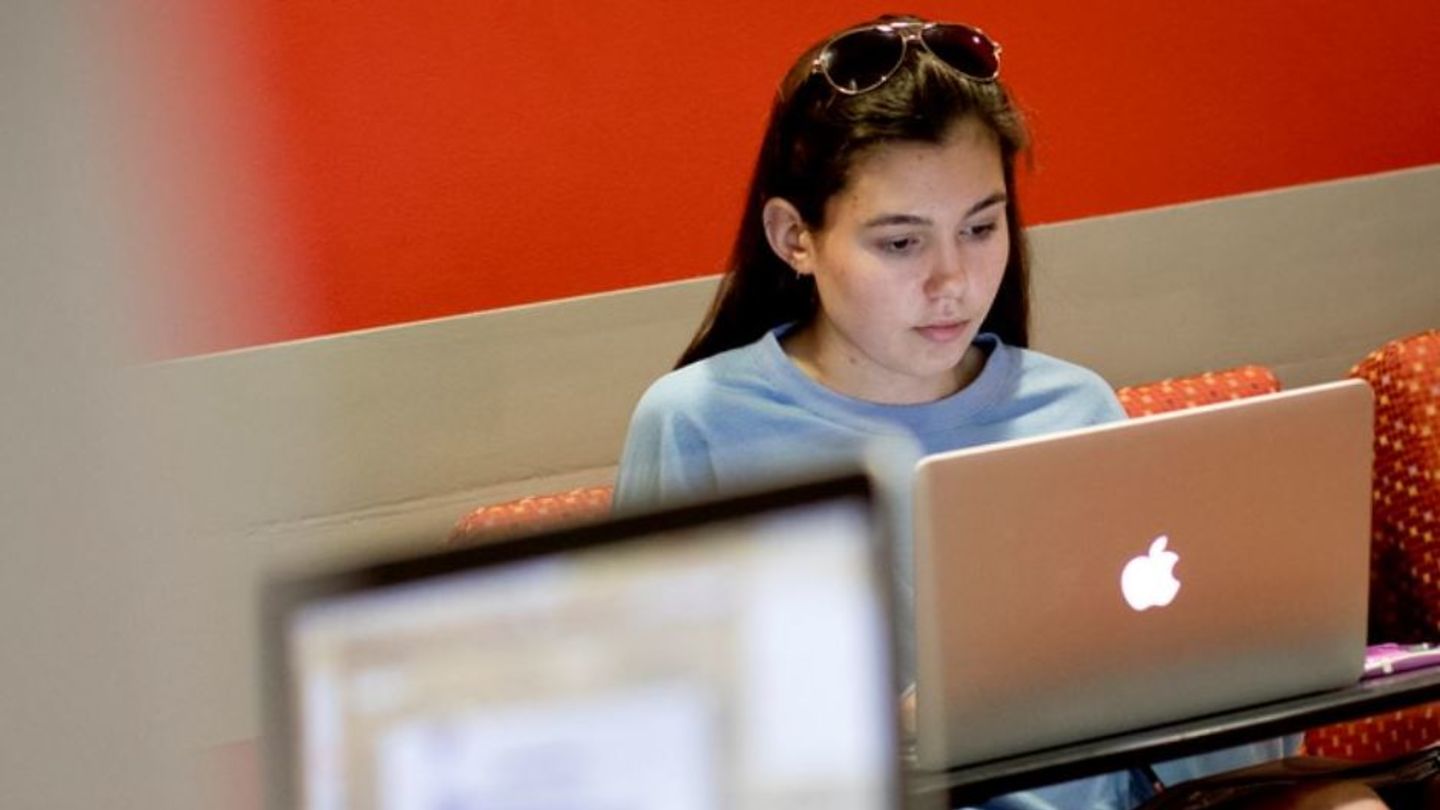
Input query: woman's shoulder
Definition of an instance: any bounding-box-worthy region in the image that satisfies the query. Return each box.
[991,341,1125,424]
[630,338,776,422]
[1007,344,1115,392]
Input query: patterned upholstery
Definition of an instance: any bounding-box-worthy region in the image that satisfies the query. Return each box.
[1302,704,1440,761]
[1304,329,1440,761]
[1349,329,1440,643]
[1115,364,1282,418]
[448,485,614,545]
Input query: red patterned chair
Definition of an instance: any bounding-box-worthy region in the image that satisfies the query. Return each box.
[1303,705,1440,761]
[1115,364,1282,418]
[1304,329,1440,760]
[1351,329,1440,645]
[448,484,614,545]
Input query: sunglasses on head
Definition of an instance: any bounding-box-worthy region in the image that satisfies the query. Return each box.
[812,20,1002,96]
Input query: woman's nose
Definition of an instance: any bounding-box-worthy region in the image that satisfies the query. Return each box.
[924,249,968,298]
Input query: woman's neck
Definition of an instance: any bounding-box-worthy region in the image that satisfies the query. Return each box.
[779,325,991,404]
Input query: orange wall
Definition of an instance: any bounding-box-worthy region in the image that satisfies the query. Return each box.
[120,2,1440,355]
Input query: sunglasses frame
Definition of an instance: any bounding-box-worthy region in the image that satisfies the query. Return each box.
[812,20,1003,96]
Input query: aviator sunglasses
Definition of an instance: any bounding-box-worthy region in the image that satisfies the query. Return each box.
[812,20,1002,95]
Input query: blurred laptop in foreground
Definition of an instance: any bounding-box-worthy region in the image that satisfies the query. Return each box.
[263,474,903,810]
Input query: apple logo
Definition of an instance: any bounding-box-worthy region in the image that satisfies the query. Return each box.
[1121,535,1181,611]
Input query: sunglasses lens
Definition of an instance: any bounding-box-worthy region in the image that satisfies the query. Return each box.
[922,24,999,80]
[822,28,905,94]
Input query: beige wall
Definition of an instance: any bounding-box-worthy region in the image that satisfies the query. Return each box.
[1029,166,1440,388]
[148,164,1439,748]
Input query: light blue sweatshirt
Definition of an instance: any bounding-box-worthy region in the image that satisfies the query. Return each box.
[615,330,1123,512]
[614,327,1292,809]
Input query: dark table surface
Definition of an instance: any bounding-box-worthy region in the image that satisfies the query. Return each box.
[907,665,1440,806]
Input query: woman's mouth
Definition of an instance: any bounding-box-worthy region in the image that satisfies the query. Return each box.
[915,321,969,343]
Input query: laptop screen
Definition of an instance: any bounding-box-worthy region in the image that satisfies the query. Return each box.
[267,477,898,810]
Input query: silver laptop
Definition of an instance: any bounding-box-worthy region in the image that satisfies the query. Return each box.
[911,379,1374,771]
[263,475,904,810]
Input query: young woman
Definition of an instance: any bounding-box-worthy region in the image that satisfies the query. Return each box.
[615,16,1118,510]
[614,16,1385,810]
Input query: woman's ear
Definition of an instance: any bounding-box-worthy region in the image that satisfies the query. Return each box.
[761,197,817,275]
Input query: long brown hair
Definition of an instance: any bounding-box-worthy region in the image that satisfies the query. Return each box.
[677,16,1031,369]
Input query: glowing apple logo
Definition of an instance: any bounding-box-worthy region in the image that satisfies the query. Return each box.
[1121,535,1181,611]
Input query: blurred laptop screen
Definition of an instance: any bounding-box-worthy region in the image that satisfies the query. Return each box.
[273,480,897,810]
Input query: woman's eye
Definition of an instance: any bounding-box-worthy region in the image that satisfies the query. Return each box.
[879,236,919,254]
[962,222,999,240]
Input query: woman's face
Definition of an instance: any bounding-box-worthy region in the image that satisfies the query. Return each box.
[792,115,1010,404]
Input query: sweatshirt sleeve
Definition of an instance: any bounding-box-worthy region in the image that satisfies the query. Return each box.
[612,378,719,515]
[1069,365,1128,426]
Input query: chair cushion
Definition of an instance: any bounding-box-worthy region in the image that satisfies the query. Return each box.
[448,485,614,545]
[1115,365,1282,418]
[1305,330,1440,760]
[1347,329,1440,642]
[1301,701,1440,761]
